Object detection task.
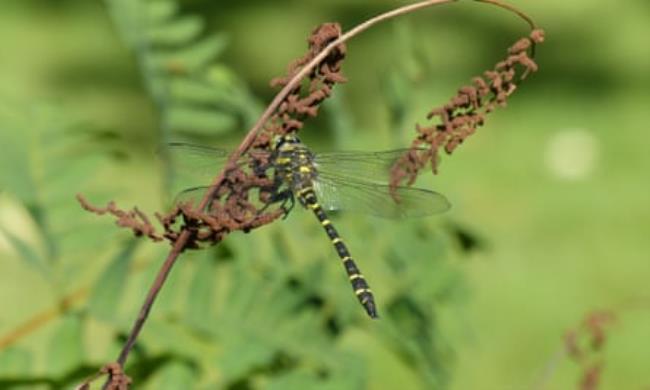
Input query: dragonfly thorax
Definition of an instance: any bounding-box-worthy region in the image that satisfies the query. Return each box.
[273,136,318,192]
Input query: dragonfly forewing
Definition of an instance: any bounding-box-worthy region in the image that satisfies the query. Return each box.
[166,142,450,218]
[314,148,419,184]
[313,173,450,219]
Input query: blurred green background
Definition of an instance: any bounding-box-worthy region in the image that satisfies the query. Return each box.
[1,0,649,389]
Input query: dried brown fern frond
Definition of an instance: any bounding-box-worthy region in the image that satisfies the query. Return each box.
[564,310,616,390]
[390,28,545,190]
[255,23,347,149]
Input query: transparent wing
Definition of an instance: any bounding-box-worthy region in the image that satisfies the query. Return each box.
[313,148,415,184]
[313,171,450,219]
[167,142,231,159]
[165,142,273,190]
[166,143,448,218]
[165,143,245,203]
[166,142,232,183]
[167,145,419,184]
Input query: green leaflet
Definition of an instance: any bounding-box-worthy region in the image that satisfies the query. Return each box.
[45,313,84,378]
[104,0,141,48]
[168,76,240,107]
[147,16,203,46]
[218,340,277,384]
[265,367,364,390]
[150,34,229,73]
[87,239,139,323]
[139,319,213,363]
[184,252,217,331]
[0,224,49,280]
[145,0,178,24]
[0,347,32,377]
[0,113,37,204]
[144,361,196,390]
[165,106,237,135]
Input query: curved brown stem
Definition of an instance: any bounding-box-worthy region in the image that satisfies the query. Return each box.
[473,0,538,29]
[114,230,190,367]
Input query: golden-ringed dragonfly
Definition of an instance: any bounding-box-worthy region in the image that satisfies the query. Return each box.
[168,134,450,318]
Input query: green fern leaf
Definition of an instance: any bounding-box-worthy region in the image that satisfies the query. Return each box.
[168,77,232,106]
[147,16,204,46]
[184,252,217,330]
[88,240,139,322]
[145,0,178,24]
[144,361,196,390]
[45,313,84,378]
[151,34,229,73]
[0,347,32,377]
[165,106,237,135]
[0,225,49,279]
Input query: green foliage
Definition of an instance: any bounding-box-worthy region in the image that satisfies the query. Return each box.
[4,0,650,388]
[105,0,261,143]
[46,314,84,378]
[0,102,130,388]
[0,347,31,377]
[88,240,139,322]
[0,1,467,389]
[0,103,117,282]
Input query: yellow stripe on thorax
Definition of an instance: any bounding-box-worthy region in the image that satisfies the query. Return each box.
[275,157,291,165]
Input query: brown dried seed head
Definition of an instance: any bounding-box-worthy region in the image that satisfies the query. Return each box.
[389,29,545,191]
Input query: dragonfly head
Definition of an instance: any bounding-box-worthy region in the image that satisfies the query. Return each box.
[273,133,301,151]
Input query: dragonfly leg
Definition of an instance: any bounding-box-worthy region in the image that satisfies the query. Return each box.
[257,188,294,219]
[274,190,295,218]
[252,159,273,177]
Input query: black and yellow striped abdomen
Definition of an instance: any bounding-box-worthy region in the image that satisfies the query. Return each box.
[272,134,378,318]
[297,187,378,318]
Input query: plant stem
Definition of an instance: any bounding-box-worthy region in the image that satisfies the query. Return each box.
[473,0,537,29]
[114,230,190,367]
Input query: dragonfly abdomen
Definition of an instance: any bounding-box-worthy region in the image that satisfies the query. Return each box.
[297,187,378,319]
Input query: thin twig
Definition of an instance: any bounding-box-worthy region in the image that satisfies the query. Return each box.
[115,234,187,366]
[473,0,537,29]
[530,346,567,390]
